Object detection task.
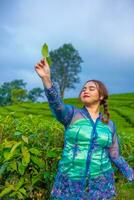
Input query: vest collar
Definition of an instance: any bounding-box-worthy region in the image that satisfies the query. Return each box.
[81,105,102,122]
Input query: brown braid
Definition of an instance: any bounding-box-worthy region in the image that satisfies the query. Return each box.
[100,98,110,124]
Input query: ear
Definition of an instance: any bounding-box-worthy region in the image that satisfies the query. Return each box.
[100,96,104,100]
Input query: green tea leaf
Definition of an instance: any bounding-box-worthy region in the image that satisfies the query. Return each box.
[8,160,17,171]
[0,162,8,176]
[22,146,30,166]
[3,140,16,148]
[10,142,21,154]
[14,131,22,136]
[46,56,52,66]
[29,147,41,155]
[16,177,25,190]
[0,185,14,197]
[9,191,17,197]
[19,188,27,196]
[3,142,21,162]
[18,162,26,175]
[46,149,58,158]
[41,43,49,58]
[44,171,51,181]
[41,43,52,66]
[22,135,28,144]
[31,175,41,185]
[31,155,45,168]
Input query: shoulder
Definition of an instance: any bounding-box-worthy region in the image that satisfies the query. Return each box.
[69,105,83,114]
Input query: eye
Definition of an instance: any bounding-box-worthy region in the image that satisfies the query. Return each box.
[90,88,95,91]
[82,88,86,92]
[82,86,96,92]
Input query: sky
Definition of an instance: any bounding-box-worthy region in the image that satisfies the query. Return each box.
[0,0,134,101]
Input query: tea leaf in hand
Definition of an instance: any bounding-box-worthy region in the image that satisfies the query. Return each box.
[41,43,49,58]
[41,43,52,67]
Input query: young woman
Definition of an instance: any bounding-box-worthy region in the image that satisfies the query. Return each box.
[35,58,134,200]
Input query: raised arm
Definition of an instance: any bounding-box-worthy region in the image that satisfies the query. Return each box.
[35,58,75,128]
[108,122,134,181]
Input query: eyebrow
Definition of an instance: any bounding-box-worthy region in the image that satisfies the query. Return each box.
[83,86,96,89]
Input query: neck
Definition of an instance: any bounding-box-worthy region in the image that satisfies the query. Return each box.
[84,103,100,115]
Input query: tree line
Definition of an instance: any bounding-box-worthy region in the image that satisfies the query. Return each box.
[0,79,44,105]
[0,43,83,106]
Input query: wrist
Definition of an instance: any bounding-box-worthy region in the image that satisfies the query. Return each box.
[41,76,51,81]
[41,77,52,89]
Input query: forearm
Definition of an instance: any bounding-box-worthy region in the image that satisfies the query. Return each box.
[111,155,134,181]
[42,77,61,105]
[108,122,134,181]
[41,77,52,89]
[42,77,74,128]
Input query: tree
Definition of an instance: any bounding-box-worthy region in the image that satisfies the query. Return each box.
[0,79,27,105]
[11,88,27,104]
[49,43,83,98]
[27,88,44,102]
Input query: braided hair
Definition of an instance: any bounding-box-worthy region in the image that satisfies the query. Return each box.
[79,79,110,124]
[100,98,110,124]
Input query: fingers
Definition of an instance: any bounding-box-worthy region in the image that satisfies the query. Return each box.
[35,58,47,69]
[41,59,45,65]
[37,58,47,66]
[35,59,44,68]
[35,63,43,69]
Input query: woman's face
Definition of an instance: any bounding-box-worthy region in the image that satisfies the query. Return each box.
[80,81,102,105]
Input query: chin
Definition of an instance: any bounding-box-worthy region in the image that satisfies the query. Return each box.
[82,100,92,105]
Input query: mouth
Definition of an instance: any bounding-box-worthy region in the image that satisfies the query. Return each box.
[83,96,90,98]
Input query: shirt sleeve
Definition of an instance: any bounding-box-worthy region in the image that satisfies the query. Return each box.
[108,122,134,181]
[43,80,75,128]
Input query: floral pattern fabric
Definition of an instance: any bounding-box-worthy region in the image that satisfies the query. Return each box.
[50,169,116,200]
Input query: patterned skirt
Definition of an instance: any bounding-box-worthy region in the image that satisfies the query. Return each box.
[50,169,116,200]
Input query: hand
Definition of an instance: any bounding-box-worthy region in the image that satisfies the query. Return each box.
[35,58,51,80]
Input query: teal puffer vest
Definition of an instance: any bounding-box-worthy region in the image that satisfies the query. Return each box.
[58,108,114,180]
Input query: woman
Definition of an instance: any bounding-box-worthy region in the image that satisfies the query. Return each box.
[35,58,134,200]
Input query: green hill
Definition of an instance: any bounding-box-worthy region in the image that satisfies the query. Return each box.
[0,92,134,132]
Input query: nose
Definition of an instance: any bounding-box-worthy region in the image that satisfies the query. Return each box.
[83,93,89,95]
